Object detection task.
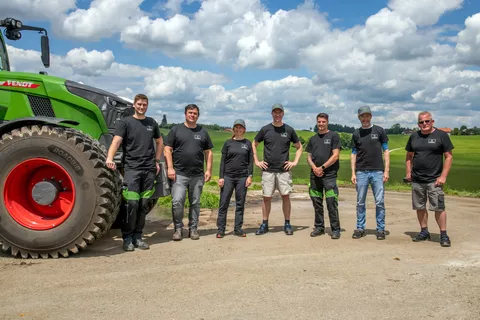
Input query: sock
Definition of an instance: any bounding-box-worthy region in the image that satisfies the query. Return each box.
[440,230,447,236]
[263,220,268,225]
[421,227,429,233]
[285,220,290,225]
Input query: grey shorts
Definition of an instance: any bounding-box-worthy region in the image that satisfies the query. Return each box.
[412,182,445,211]
[261,171,292,197]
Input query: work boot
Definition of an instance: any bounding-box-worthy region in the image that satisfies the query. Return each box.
[376,230,386,240]
[412,230,431,242]
[172,229,183,241]
[440,234,451,247]
[352,229,366,239]
[133,238,150,250]
[331,230,341,239]
[189,229,200,240]
[284,223,294,235]
[216,229,225,238]
[255,223,269,235]
[310,228,325,237]
[122,239,134,252]
[234,229,247,237]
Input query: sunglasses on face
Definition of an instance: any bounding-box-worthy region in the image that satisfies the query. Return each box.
[418,120,432,125]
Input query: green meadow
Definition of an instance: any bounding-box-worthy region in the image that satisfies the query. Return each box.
[160,128,480,197]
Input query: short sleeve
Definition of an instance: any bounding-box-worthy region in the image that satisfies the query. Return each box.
[204,130,214,150]
[405,134,413,152]
[153,120,161,139]
[332,133,341,150]
[290,128,300,144]
[380,127,389,144]
[306,136,313,153]
[350,132,357,149]
[254,127,265,143]
[114,119,127,139]
[442,132,454,153]
[164,126,176,147]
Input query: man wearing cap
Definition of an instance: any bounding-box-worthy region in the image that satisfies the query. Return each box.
[253,103,303,235]
[350,106,390,240]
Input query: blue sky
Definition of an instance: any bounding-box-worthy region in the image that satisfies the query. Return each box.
[2,0,480,130]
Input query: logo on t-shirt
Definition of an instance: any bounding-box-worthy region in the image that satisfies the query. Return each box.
[146,125,153,131]
[280,132,288,138]
[428,139,436,144]
[324,139,331,144]
[371,134,378,139]
[194,134,201,140]
[241,144,248,149]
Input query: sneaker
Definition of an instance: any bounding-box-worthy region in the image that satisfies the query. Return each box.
[284,223,294,235]
[189,229,200,240]
[255,223,269,235]
[310,228,325,237]
[216,230,225,238]
[234,229,247,237]
[412,231,431,242]
[133,238,150,250]
[122,239,134,251]
[331,230,341,239]
[352,229,366,239]
[440,234,451,247]
[172,229,183,241]
[376,230,386,240]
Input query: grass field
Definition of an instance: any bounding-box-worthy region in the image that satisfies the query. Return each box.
[160,128,480,196]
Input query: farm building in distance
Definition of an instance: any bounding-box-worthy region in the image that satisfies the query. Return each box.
[438,127,452,135]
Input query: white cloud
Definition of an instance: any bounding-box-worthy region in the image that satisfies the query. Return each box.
[64,48,114,76]
[0,0,76,21]
[456,13,480,65]
[388,0,463,26]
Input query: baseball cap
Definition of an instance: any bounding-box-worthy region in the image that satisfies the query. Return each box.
[233,119,246,128]
[272,103,284,111]
[358,106,372,116]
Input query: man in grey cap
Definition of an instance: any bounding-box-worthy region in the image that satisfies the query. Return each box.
[252,103,303,235]
[350,106,390,240]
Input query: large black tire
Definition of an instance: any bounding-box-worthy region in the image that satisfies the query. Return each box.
[0,125,121,258]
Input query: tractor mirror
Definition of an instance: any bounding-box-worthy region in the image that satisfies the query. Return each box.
[41,35,50,68]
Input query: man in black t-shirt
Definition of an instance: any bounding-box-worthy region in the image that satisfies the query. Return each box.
[107,94,163,252]
[253,103,303,236]
[405,111,454,247]
[164,104,214,241]
[306,113,341,239]
[350,106,390,240]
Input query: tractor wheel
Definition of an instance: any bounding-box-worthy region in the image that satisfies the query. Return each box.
[0,125,121,258]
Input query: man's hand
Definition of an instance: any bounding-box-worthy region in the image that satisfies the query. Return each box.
[218,178,225,187]
[436,176,447,186]
[284,161,298,171]
[255,160,268,170]
[405,172,412,182]
[351,174,356,185]
[156,162,160,175]
[246,176,252,187]
[167,168,176,181]
[106,158,116,170]
[313,166,323,177]
[204,170,212,182]
[383,171,390,183]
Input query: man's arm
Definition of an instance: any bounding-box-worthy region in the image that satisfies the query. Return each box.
[106,136,123,170]
[436,151,453,186]
[204,149,213,182]
[350,151,357,184]
[253,140,268,170]
[164,145,176,181]
[405,151,414,181]
[284,141,303,171]
[154,136,164,175]
[383,148,390,183]
[307,152,321,177]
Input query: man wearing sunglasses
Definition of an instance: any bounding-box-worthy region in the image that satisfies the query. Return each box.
[405,111,454,247]
[350,106,390,240]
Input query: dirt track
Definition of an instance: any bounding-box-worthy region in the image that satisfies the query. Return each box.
[1,187,480,320]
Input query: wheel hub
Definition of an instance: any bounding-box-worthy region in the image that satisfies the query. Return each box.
[31,180,61,206]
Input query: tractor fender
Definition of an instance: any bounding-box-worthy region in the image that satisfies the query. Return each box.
[0,117,79,136]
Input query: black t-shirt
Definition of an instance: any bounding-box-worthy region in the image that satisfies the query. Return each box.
[306,131,341,178]
[351,125,388,171]
[254,123,300,173]
[114,116,161,171]
[164,123,214,176]
[405,129,454,183]
[219,138,253,179]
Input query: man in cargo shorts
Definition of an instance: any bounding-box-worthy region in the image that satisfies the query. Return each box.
[253,103,303,235]
[405,111,454,247]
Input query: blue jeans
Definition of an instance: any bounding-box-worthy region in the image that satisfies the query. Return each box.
[355,171,385,231]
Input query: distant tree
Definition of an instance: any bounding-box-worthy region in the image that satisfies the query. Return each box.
[309,127,312,131]
[160,115,167,127]
[452,127,459,135]
[460,125,468,135]
[338,132,352,150]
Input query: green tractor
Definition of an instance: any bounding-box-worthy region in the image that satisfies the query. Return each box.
[0,18,162,258]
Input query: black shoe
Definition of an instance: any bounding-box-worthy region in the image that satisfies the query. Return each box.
[310,228,325,237]
[133,238,150,250]
[255,223,269,235]
[331,230,341,239]
[234,229,246,237]
[352,229,366,239]
[376,230,386,240]
[123,239,134,251]
[440,234,451,247]
[412,231,431,242]
[284,223,294,235]
[216,229,225,238]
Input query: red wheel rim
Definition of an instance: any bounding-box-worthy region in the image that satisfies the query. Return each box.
[3,158,76,230]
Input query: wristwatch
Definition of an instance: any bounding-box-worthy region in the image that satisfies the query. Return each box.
[321,165,326,170]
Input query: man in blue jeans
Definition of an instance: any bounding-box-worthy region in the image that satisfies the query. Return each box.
[350,106,390,240]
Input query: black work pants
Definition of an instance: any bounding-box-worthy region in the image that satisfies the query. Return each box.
[121,169,156,241]
[217,176,248,231]
[309,174,340,232]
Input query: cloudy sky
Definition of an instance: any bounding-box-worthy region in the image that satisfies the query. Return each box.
[2,0,480,130]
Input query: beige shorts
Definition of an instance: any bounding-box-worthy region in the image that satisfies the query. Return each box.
[261,171,293,197]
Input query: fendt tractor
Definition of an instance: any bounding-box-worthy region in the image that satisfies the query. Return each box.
[0,18,162,258]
